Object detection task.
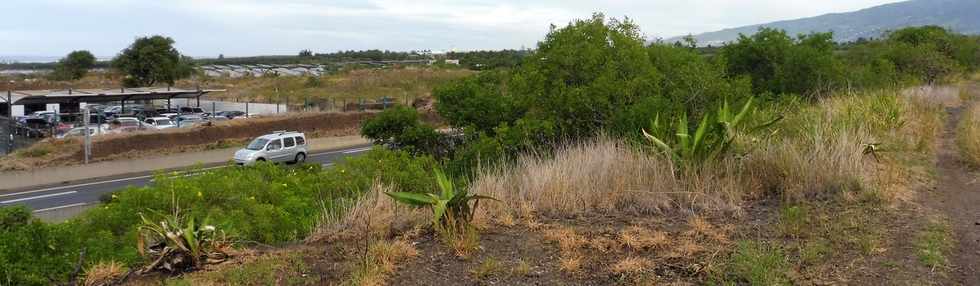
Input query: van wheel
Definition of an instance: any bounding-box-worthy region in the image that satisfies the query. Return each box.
[294,153,306,164]
[256,158,266,163]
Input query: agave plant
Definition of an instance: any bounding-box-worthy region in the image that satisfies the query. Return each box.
[136,210,231,274]
[643,97,775,165]
[385,168,496,228]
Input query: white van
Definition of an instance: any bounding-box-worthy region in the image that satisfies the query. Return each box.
[234,131,308,166]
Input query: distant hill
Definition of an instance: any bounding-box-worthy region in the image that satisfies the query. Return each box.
[672,0,980,46]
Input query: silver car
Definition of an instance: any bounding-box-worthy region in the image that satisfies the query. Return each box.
[234,131,308,166]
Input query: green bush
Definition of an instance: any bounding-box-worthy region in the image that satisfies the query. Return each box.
[0,148,438,285]
[361,106,422,145]
[434,70,524,134]
[360,106,442,156]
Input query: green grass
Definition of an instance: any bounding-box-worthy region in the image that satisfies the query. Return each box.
[471,257,501,279]
[915,220,954,270]
[778,205,808,238]
[724,241,791,286]
[170,252,315,286]
[18,146,51,158]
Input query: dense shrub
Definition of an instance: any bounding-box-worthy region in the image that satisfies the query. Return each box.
[434,70,523,134]
[0,148,438,285]
[360,107,442,155]
[511,13,662,138]
[722,28,842,97]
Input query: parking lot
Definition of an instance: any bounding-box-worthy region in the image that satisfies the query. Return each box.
[0,117,35,156]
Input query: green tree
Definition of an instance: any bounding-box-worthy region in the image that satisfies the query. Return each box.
[50,50,96,81]
[112,35,193,87]
[722,28,793,94]
[723,29,841,97]
[433,70,523,134]
[777,32,842,97]
[361,106,440,155]
[511,13,662,138]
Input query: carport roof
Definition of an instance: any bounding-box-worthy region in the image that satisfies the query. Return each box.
[9,87,225,105]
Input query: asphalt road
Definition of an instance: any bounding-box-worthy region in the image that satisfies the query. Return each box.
[0,144,374,213]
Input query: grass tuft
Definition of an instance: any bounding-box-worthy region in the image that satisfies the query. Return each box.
[915,220,954,270]
[725,241,791,286]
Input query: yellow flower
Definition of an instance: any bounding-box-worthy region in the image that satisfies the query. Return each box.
[249,196,256,200]
[282,183,288,187]
[197,191,203,197]
[111,194,118,199]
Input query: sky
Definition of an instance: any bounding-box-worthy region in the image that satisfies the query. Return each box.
[1,0,906,59]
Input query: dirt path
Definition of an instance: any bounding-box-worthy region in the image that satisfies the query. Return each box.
[930,93,980,284]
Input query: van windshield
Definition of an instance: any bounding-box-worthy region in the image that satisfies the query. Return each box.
[246,138,270,151]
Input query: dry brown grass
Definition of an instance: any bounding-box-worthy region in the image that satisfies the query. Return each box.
[609,257,654,274]
[83,261,127,286]
[958,101,980,167]
[309,183,427,244]
[542,227,588,254]
[558,254,584,273]
[471,139,747,223]
[196,67,474,103]
[619,226,669,250]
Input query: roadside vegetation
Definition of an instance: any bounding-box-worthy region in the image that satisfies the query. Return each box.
[957,98,980,167]
[1,12,978,286]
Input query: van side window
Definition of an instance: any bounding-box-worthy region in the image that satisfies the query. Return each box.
[295,136,305,145]
[284,137,296,148]
[267,139,282,150]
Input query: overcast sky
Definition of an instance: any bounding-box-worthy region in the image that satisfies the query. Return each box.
[2,0,905,58]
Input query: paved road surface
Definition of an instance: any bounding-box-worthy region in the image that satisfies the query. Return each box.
[0,144,374,213]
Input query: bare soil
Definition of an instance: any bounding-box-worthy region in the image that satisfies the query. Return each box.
[925,101,980,284]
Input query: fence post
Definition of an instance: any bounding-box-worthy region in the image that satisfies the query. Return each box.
[7,90,13,155]
[246,102,250,118]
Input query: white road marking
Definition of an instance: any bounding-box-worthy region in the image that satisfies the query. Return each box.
[33,202,92,213]
[1,191,77,204]
[0,176,153,198]
[343,147,373,154]
[322,163,335,167]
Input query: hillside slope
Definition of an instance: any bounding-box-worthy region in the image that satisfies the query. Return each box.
[675,0,980,45]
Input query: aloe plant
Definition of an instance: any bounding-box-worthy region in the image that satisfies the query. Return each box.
[386,168,496,228]
[643,97,772,165]
[136,210,231,274]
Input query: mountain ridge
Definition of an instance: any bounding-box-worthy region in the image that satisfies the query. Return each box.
[672,0,980,46]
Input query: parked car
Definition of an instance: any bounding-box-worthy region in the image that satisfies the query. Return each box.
[144,117,177,130]
[175,115,205,128]
[179,107,209,118]
[104,106,144,118]
[234,131,308,166]
[215,110,246,119]
[155,108,178,114]
[208,116,230,123]
[160,113,180,120]
[56,126,104,139]
[109,117,145,133]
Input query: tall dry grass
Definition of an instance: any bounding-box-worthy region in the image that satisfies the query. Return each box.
[957,102,980,167]
[470,89,945,222]
[309,183,427,243]
[470,139,749,222]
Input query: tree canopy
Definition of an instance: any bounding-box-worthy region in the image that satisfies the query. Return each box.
[50,50,96,81]
[112,35,194,87]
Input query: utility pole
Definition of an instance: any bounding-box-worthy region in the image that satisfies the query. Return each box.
[6,90,12,155]
[83,107,91,164]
